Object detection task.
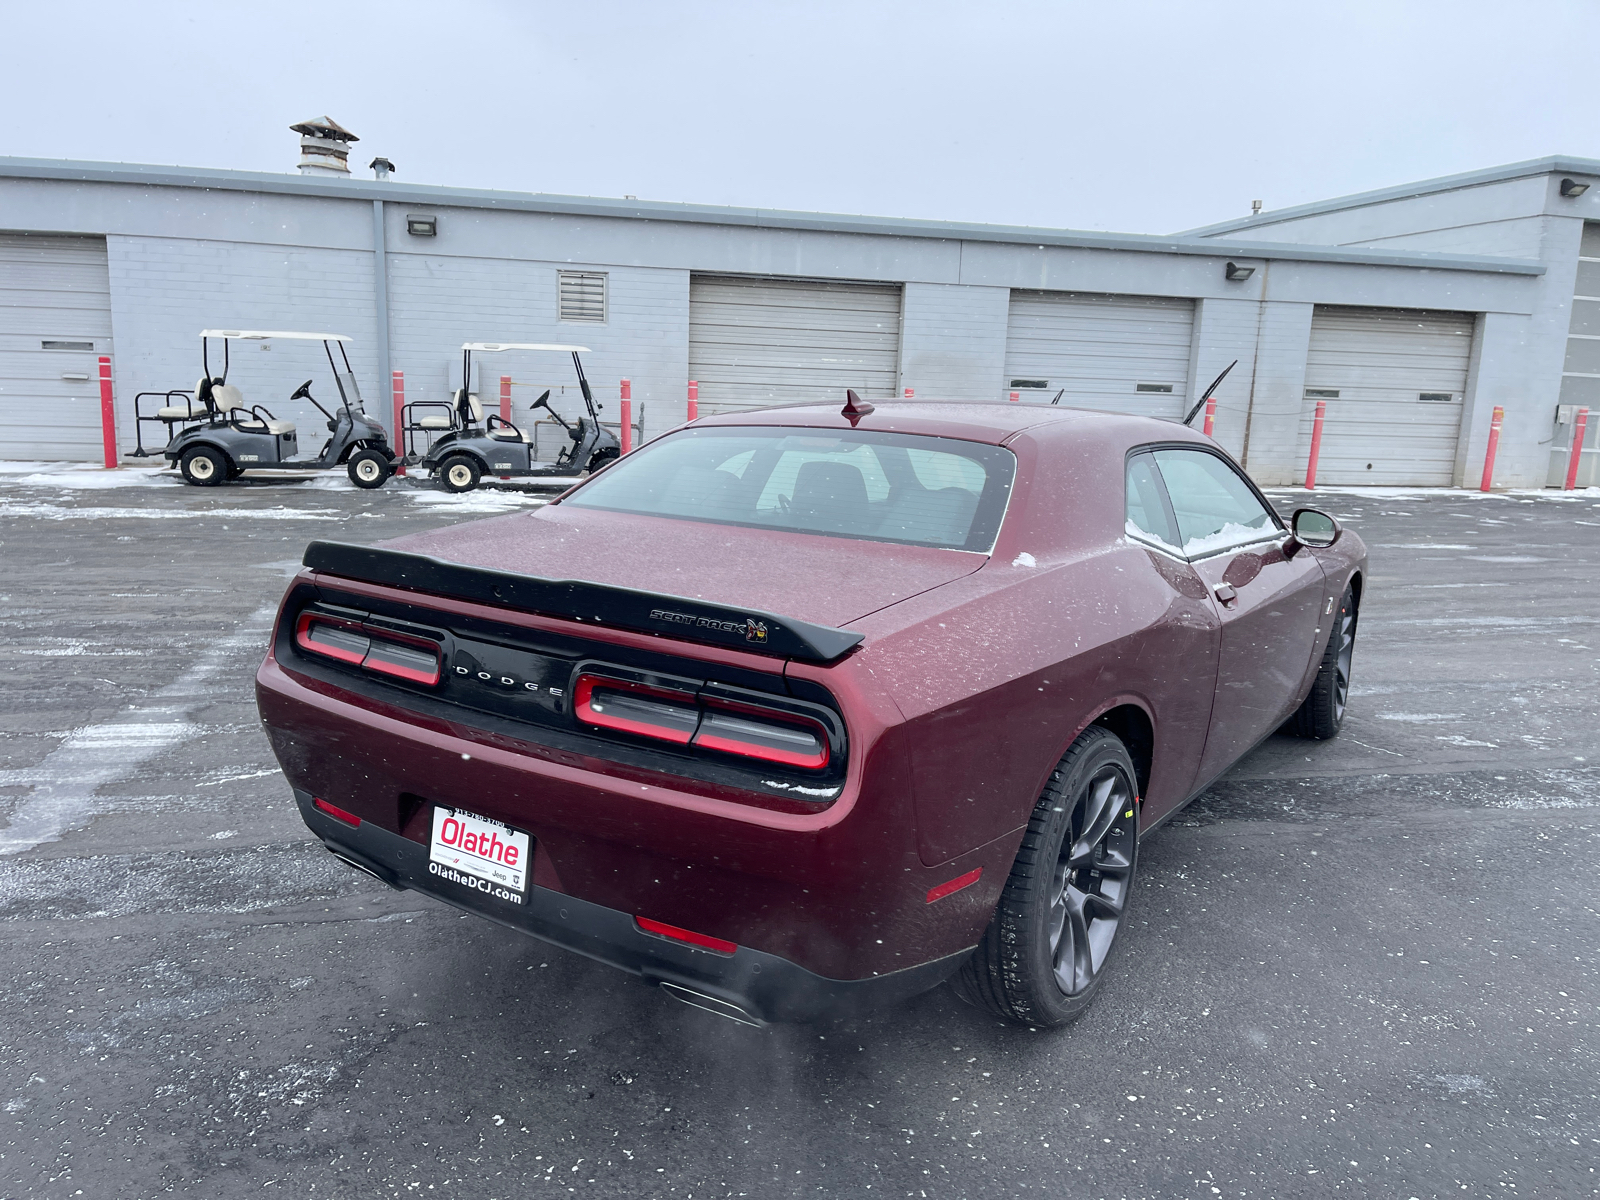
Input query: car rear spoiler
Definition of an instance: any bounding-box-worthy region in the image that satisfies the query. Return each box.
[301,541,865,664]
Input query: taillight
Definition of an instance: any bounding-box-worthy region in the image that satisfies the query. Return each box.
[574,674,698,744]
[295,611,441,686]
[574,671,832,770]
[692,702,828,770]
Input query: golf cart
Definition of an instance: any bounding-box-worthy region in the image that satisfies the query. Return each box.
[406,343,620,493]
[163,330,395,488]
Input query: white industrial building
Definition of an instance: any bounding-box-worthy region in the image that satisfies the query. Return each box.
[2,133,1596,488]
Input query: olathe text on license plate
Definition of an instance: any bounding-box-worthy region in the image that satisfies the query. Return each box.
[429,806,529,894]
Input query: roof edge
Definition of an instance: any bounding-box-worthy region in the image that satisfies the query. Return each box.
[1180,155,1600,237]
[0,156,1545,276]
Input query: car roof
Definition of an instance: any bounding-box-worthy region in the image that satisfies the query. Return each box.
[689,399,1199,446]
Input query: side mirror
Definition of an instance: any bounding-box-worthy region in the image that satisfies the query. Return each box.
[1290,507,1341,549]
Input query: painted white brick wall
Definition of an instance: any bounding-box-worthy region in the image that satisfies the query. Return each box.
[386,254,689,451]
[107,234,378,450]
[897,283,1010,400]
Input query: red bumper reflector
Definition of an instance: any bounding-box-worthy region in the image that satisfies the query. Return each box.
[635,916,737,955]
[312,797,361,827]
[926,866,983,904]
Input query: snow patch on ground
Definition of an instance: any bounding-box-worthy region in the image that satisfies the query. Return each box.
[1376,713,1463,723]
[406,490,551,514]
[0,500,343,521]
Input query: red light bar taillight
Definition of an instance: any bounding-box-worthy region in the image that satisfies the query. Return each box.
[573,673,831,770]
[295,611,441,686]
[692,702,828,770]
[635,916,737,956]
[574,674,698,744]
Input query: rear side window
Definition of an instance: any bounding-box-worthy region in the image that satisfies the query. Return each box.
[1125,454,1180,552]
[564,426,1016,552]
[1150,448,1278,557]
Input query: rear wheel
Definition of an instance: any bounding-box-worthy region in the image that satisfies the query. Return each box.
[1289,584,1358,739]
[954,727,1140,1028]
[438,454,481,494]
[179,445,227,487]
[587,446,620,473]
[347,448,391,489]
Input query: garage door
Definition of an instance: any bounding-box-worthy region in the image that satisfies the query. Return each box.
[688,276,902,415]
[0,233,114,460]
[1299,306,1474,486]
[1004,292,1195,416]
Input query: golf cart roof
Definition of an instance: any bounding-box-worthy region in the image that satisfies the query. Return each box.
[200,330,351,341]
[461,342,591,353]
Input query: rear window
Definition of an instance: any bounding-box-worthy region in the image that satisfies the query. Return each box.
[563,427,1016,552]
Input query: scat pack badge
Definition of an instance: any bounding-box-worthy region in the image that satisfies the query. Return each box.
[649,607,771,644]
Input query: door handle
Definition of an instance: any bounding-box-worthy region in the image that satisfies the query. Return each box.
[1214,583,1238,606]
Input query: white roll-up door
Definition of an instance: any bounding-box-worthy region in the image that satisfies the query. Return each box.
[0,233,114,461]
[688,276,902,415]
[1300,306,1474,486]
[1003,291,1195,416]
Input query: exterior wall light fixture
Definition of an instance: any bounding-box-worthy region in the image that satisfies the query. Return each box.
[1560,178,1590,198]
[406,215,438,237]
[1224,261,1256,281]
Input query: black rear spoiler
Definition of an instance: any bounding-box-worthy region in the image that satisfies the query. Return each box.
[301,541,864,664]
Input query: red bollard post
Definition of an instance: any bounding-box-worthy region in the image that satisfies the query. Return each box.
[1566,406,1589,490]
[391,371,405,473]
[1009,391,1020,403]
[500,375,512,423]
[904,387,914,399]
[687,380,698,422]
[97,356,117,468]
[1480,405,1505,492]
[620,379,633,455]
[1203,395,1217,438]
[1305,399,1327,489]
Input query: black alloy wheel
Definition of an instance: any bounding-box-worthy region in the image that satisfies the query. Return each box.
[438,454,481,494]
[179,445,227,487]
[1290,583,1358,739]
[955,726,1140,1027]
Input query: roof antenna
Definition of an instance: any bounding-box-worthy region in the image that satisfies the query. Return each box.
[1183,360,1238,427]
[842,389,875,426]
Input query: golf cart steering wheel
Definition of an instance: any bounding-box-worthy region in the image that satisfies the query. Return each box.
[290,379,314,400]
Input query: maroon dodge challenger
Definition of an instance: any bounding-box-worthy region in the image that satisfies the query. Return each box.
[256,399,1364,1028]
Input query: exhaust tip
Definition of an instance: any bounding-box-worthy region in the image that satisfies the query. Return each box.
[658,981,764,1027]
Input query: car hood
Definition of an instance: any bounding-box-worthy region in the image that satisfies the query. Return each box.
[381,505,987,629]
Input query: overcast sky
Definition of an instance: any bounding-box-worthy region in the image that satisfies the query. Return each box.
[5,0,1597,234]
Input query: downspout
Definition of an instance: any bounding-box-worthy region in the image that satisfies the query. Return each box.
[372,199,391,405]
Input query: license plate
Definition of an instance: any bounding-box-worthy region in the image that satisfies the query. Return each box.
[429,806,529,895]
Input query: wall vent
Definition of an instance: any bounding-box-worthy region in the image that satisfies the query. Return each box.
[1305,388,1340,399]
[559,271,608,323]
[1135,382,1174,393]
[1418,392,1455,403]
[41,340,95,351]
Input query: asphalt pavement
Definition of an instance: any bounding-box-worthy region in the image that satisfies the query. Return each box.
[1,462,1596,1200]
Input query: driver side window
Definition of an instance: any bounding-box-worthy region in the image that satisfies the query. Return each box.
[1151,449,1278,558]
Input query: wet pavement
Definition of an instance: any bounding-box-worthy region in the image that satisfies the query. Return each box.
[1,463,1596,1199]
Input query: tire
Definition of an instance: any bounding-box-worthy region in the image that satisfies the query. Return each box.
[438,454,481,494]
[347,448,391,489]
[587,446,620,474]
[179,445,227,487]
[954,726,1140,1028]
[1289,584,1358,739]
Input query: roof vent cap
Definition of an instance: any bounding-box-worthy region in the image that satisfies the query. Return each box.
[291,116,358,176]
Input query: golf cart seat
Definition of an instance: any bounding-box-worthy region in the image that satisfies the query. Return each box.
[213,382,297,436]
[487,416,532,443]
[157,385,212,421]
[416,414,455,430]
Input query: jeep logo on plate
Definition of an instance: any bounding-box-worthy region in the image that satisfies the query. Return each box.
[650,608,770,642]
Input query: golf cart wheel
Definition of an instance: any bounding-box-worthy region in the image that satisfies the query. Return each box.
[1289,584,1358,739]
[179,445,228,487]
[438,454,481,494]
[954,726,1140,1028]
[347,448,392,489]
[587,447,620,473]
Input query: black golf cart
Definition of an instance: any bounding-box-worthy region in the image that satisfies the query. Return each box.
[404,343,621,494]
[163,330,395,488]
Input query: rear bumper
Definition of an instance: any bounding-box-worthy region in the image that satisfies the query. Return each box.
[296,789,968,1024]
